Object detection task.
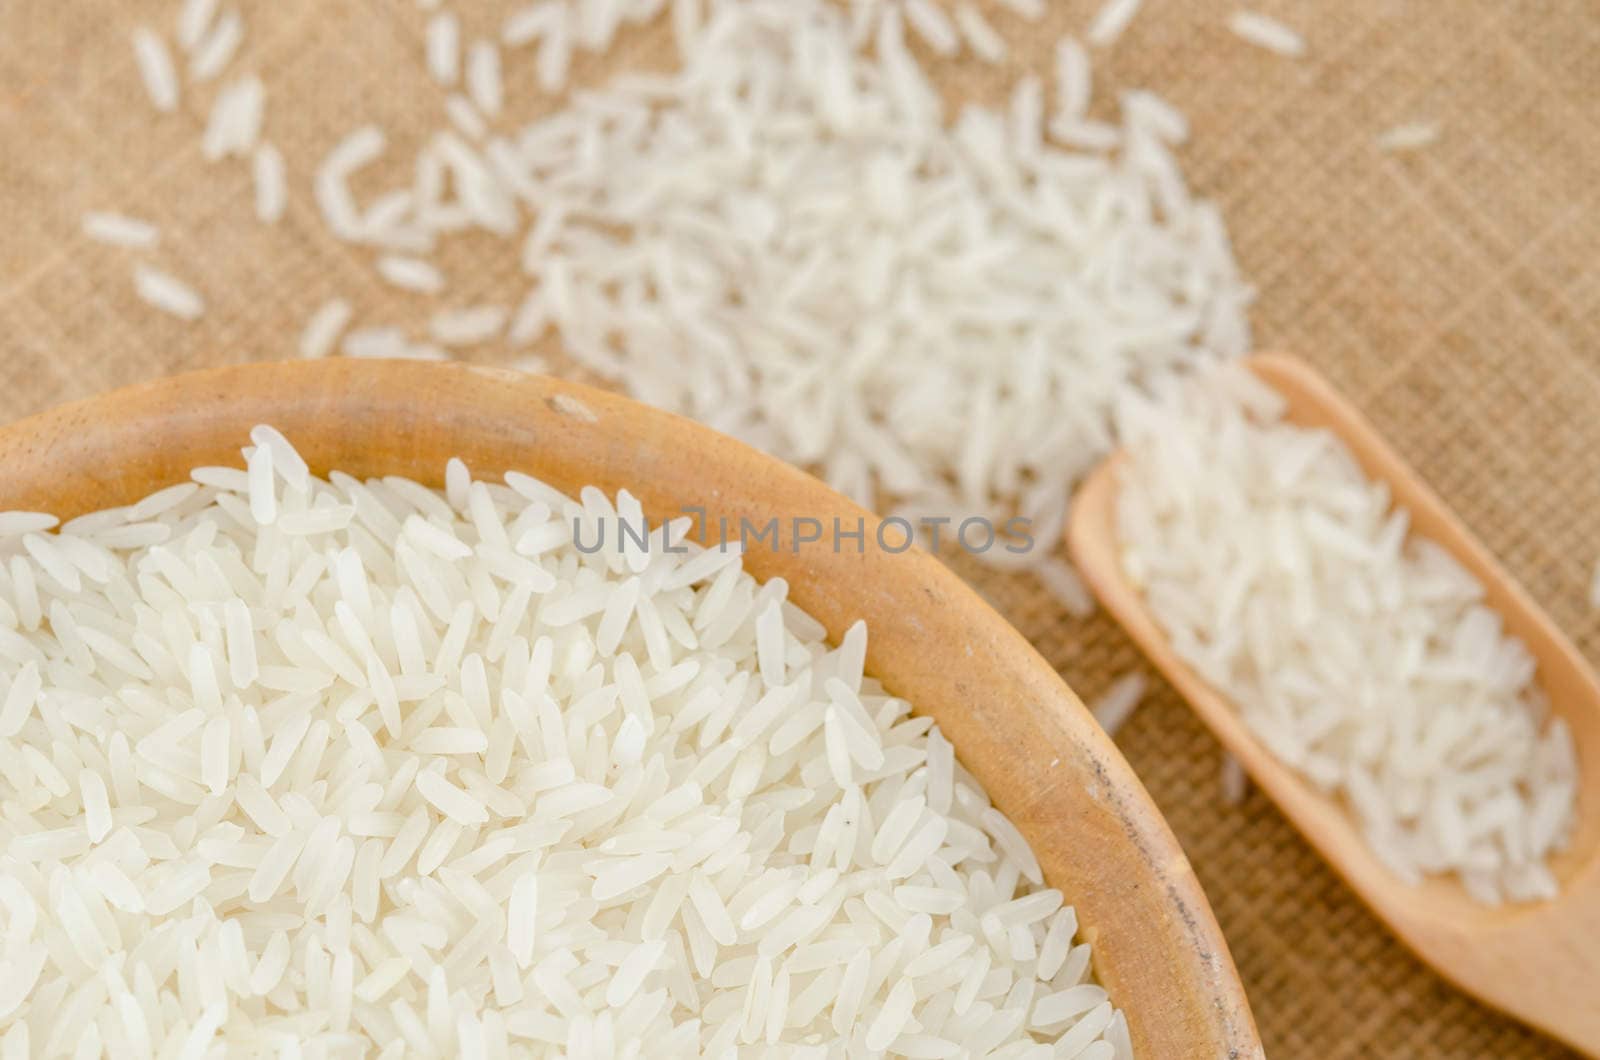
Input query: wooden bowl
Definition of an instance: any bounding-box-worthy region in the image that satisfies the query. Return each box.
[0,360,1260,1058]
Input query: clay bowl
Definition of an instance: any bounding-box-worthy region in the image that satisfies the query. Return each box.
[0,360,1259,1058]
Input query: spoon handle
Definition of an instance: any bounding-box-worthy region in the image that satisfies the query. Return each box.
[1451,864,1600,1056]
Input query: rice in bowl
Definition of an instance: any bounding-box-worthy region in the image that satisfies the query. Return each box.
[0,427,1130,1057]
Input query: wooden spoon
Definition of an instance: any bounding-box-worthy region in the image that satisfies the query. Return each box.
[1068,353,1600,1055]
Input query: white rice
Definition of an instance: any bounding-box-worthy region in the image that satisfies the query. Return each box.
[995,0,1046,20]
[1117,364,1579,903]
[300,298,354,359]
[1087,0,1142,46]
[503,2,564,47]
[1123,87,1188,144]
[1226,10,1306,58]
[341,326,410,359]
[315,125,387,239]
[1090,672,1146,736]
[1037,556,1095,618]
[1055,36,1091,119]
[1049,115,1121,150]
[902,0,959,56]
[252,142,287,223]
[177,0,219,52]
[201,74,265,161]
[466,40,505,118]
[1376,120,1441,152]
[377,255,446,294]
[0,430,1132,1055]
[133,265,205,320]
[430,305,509,346]
[536,11,575,92]
[83,212,160,249]
[445,93,489,140]
[954,3,1006,64]
[576,0,625,51]
[670,0,700,54]
[305,0,1248,580]
[131,27,179,113]
[426,12,460,86]
[188,8,244,82]
[363,190,416,238]
[327,124,386,173]
[0,512,57,537]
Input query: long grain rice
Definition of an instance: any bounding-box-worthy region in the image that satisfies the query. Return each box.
[0,428,1131,1054]
[427,13,461,85]
[300,298,354,359]
[1087,0,1142,46]
[131,28,180,112]
[467,41,505,117]
[133,265,206,320]
[377,256,446,294]
[189,9,244,82]
[1226,10,1306,57]
[428,305,505,347]
[1118,364,1577,903]
[1090,672,1145,736]
[903,0,959,56]
[1375,120,1441,152]
[177,0,220,52]
[83,212,160,249]
[201,74,265,161]
[307,0,1248,585]
[954,4,1006,64]
[253,143,288,223]
[503,3,563,47]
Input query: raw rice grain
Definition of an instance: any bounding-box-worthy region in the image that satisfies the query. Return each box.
[131,28,179,112]
[1227,10,1306,57]
[189,8,244,82]
[253,143,287,223]
[300,299,354,359]
[83,212,160,249]
[1087,0,1142,45]
[133,265,205,320]
[426,12,461,85]
[954,4,1006,63]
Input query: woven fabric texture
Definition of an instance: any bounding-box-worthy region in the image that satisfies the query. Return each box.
[3,1,1598,1055]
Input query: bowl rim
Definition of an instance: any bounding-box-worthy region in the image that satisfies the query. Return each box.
[0,359,1260,1058]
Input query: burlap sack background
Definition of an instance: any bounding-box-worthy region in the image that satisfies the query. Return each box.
[3,0,1597,1055]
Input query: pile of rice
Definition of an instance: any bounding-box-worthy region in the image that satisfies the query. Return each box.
[0,429,1130,1056]
[1114,365,1579,905]
[114,0,1254,586]
[314,0,1251,567]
